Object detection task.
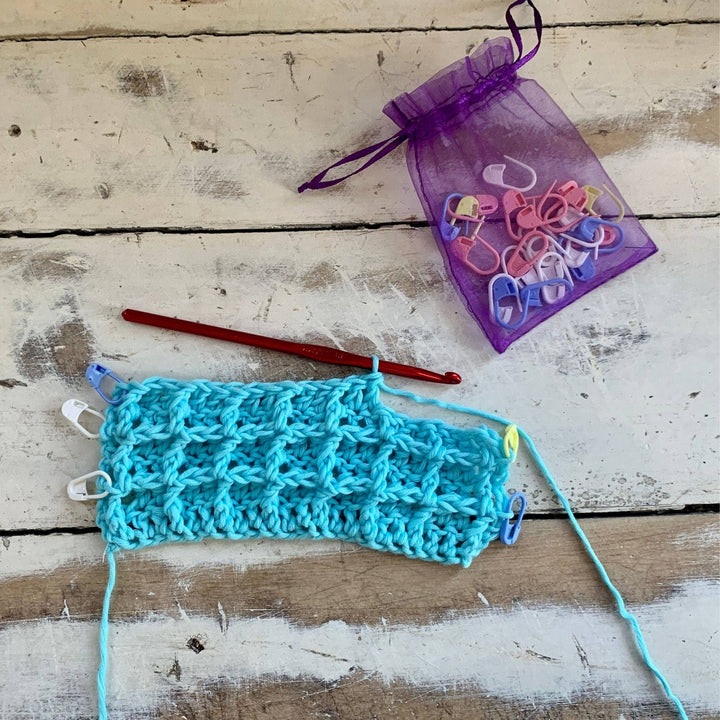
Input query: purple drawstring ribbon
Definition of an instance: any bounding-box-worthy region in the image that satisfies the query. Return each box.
[298,0,542,193]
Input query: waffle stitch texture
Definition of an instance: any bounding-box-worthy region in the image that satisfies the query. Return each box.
[96,371,512,566]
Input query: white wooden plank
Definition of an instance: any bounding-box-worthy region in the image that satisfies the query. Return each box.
[1,0,717,40]
[2,586,716,718]
[0,517,717,719]
[0,25,717,234]
[0,218,717,530]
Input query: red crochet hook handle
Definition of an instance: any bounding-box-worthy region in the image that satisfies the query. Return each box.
[121,309,462,385]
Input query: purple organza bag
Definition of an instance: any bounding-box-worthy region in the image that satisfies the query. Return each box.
[299,0,656,353]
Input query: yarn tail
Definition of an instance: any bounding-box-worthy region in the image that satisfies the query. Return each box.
[517,427,689,720]
[98,548,116,720]
[377,380,689,720]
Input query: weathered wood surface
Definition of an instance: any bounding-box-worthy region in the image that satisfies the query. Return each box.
[1,0,717,40]
[0,24,717,235]
[1,3,718,718]
[0,218,717,531]
[0,514,717,719]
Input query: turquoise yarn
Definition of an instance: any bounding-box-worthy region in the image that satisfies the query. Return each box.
[95,367,513,566]
[98,548,115,720]
[93,360,688,720]
[377,381,689,720]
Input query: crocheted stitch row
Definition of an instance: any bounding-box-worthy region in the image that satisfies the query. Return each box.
[96,371,512,566]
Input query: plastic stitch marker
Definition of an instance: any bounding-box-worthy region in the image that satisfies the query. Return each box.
[86,363,125,405]
[582,185,603,214]
[67,470,112,501]
[537,252,573,303]
[575,217,625,254]
[454,195,479,219]
[450,235,500,275]
[503,424,519,460]
[602,183,625,222]
[520,278,572,309]
[500,492,526,545]
[440,193,463,242]
[489,274,528,329]
[505,231,549,277]
[475,194,499,216]
[482,155,537,193]
[556,180,588,210]
[61,399,105,439]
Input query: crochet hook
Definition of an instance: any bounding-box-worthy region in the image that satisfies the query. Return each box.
[121,308,462,384]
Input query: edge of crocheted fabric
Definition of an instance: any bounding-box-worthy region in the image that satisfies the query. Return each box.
[95,371,512,566]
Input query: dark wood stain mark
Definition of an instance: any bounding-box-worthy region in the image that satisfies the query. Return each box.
[0,249,28,266]
[167,657,182,681]
[291,259,444,301]
[298,260,341,290]
[0,378,27,388]
[283,51,298,91]
[301,647,349,662]
[21,251,91,281]
[8,124,21,137]
[357,265,445,300]
[35,182,84,203]
[95,183,111,199]
[191,139,218,153]
[179,166,246,199]
[187,636,205,654]
[515,642,560,663]
[15,296,96,387]
[156,674,703,720]
[577,323,651,361]
[578,93,719,157]
[2,516,716,627]
[117,65,169,97]
[573,635,591,673]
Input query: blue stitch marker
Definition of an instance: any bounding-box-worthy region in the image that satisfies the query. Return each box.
[86,363,126,405]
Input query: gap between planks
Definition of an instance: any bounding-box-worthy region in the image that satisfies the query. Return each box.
[1,17,719,44]
[1,211,720,241]
[0,514,717,719]
[2,503,719,539]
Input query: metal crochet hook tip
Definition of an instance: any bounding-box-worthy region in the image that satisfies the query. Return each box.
[121,308,462,385]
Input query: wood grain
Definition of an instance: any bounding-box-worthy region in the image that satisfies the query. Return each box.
[0,3,716,719]
[0,514,717,719]
[0,25,717,234]
[2,515,718,623]
[0,218,717,531]
[1,0,717,40]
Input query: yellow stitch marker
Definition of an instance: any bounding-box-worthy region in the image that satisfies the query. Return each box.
[503,424,519,460]
[582,185,602,215]
[455,195,480,218]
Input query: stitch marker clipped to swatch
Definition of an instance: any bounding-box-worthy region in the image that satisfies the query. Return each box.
[121,308,462,385]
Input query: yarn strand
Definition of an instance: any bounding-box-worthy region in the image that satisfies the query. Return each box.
[98,549,116,720]
[377,379,689,720]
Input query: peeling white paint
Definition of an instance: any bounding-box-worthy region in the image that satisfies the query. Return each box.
[1,0,716,38]
[0,221,718,531]
[0,533,353,582]
[0,581,717,718]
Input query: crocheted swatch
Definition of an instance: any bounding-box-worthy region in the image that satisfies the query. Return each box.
[96,372,512,566]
